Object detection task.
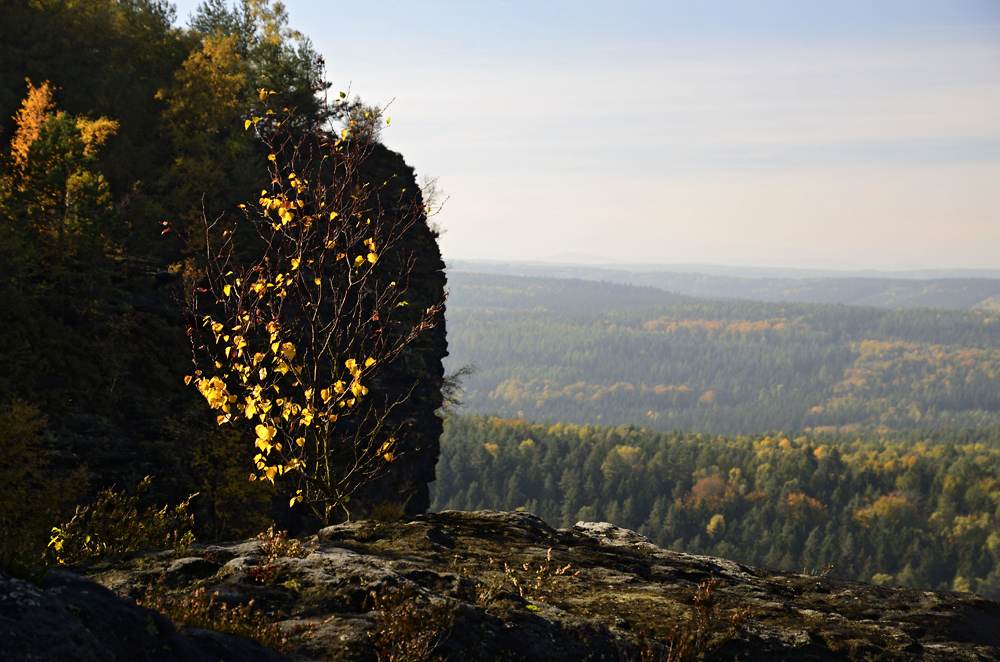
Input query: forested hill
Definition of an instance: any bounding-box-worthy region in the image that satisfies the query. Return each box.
[448,261,1000,310]
[445,271,1000,434]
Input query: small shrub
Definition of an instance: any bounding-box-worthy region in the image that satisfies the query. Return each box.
[487,548,579,602]
[47,476,196,564]
[370,584,457,662]
[368,501,406,522]
[140,581,289,652]
[803,563,834,577]
[246,525,315,583]
[618,578,751,662]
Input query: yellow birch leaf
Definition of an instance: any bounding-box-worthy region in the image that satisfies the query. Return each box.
[244,119,252,130]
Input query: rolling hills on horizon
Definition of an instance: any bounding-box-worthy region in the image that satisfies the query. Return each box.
[447,260,1000,310]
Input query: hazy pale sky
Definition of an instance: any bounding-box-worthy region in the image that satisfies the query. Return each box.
[172,1,1000,271]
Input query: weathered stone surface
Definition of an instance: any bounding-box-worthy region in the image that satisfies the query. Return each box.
[0,567,285,662]
[24,511,1000,661]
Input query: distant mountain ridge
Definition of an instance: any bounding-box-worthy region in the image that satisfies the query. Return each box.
[448,260,1000,310]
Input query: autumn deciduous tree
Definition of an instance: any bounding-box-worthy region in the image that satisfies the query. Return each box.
[189,0,327,127]
[157,33,251,230]
[2,79,118,264]
[185,96,442,524]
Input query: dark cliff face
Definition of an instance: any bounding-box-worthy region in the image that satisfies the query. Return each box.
[343,143,448,519]
[22,510,1000,662]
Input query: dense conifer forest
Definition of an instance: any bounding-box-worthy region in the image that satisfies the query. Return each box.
[432,415,1000,599]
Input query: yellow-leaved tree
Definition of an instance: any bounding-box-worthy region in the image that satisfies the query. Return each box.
[156,33,251,234]
[184,91,442,525]
[3,79,118,263]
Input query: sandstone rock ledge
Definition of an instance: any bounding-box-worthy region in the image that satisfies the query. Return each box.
[6,510,1000,661]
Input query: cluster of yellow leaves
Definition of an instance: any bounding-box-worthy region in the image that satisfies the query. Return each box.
[10,82,52,168]
[188,309,382,484]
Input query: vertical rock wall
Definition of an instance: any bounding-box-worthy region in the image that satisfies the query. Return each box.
[344,143,448,519]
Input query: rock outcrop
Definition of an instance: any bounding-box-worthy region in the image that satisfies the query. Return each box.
[347,143,448,521]
[0,566,285,662]
[7,511,1000,661]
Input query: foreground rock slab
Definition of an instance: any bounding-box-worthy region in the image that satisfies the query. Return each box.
[16,510,1000,661]
[0,567,285,662]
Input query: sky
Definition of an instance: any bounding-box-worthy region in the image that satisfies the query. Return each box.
[170,1,1000,272]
